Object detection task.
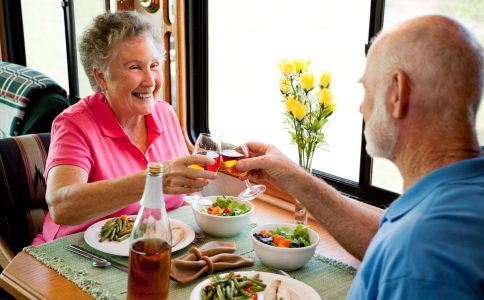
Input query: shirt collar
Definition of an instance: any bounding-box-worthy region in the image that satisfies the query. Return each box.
[87,92,163,139]
[382,154,484,224]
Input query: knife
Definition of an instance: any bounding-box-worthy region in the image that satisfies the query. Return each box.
[66,244,129,272]
[271,268,293,278]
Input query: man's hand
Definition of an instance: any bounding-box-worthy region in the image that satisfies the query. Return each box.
[236,142,305,191]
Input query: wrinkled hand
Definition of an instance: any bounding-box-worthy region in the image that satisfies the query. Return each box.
[162,154,217,194]
[236,142,303,191]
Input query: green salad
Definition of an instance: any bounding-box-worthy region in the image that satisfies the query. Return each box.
[201,195,250,216]
[254,224,311,248]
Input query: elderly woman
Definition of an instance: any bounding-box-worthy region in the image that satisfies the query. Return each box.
[32,11,215,245]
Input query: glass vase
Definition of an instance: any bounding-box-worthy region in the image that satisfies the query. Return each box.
[294,166,310,225]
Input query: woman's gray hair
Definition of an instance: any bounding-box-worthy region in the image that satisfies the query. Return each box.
[79,11,164,92]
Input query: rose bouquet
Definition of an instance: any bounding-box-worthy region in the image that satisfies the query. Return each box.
[278,59,336,172]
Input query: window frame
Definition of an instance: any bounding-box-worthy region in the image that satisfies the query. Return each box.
[185,0,399,208]
[1,0,400,207]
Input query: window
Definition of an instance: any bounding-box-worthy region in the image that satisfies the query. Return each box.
[187,0,483,207]
[21,0,68,90]
[73,1,105,98]
[16,0,103,100]
[207,0,370,183]
[188,0,399,207]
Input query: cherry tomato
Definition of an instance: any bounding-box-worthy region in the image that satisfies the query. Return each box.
[243,287,258,300]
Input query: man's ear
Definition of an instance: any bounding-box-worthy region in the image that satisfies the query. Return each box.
[93,68,106,91]
[390,69,410,119]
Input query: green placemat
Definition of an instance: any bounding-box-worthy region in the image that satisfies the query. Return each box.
[24,206,356,300]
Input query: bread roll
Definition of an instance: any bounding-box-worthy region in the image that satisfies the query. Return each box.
[288,289,301,300]
[264,279,281,300]
[276,283,291,300]
[171,226,185,246]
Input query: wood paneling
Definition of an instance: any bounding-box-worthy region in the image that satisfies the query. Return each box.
[0,0,8,61]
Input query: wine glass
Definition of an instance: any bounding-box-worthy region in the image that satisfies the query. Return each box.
[191,133,221,172]
[220,132,266,201]
[186,133,221,206]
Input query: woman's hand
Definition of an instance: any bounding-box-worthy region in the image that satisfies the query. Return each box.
[162,154,218,194]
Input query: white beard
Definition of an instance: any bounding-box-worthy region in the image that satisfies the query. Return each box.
[364,93,397,161]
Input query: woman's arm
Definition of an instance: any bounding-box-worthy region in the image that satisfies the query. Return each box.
[46,154,217,225]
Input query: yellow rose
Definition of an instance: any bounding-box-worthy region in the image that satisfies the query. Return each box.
[279,59,296,75]
[292,101,307,121]
[318,88,334,107]
[327,103,336,113]
[319,72,331,88]
[284,96,298,112]
[300,73,315,91]
[279,78,291,94]
[284,97,307,121]
[294,59,310,73]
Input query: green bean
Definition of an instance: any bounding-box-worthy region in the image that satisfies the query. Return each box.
[251,285,265,292]
[98,228,113,242]
[225,285,231,299]
[201,273,266,300]
[117,234,130,242]
[248,277,266,287]
[238,288,252,298]
[109,227,116,240]
[236,281,249,289]
[98,216,135,242]
[200,288,207,298]
[216,285,225,300]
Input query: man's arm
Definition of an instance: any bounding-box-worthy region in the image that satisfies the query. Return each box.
[238,142,382,260]
[286,167,382,260]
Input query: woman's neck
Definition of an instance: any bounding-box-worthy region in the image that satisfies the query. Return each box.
[121,116,148,153]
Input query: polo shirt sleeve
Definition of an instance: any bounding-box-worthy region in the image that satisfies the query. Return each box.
[378,277,476,300]
[45,115,93,178]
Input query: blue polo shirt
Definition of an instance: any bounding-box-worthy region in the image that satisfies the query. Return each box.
[347,155,484,299]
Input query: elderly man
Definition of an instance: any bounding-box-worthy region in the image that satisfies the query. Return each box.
[237,15,483,299]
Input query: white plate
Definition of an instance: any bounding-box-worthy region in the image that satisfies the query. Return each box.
[189,271,322,300]
[84,217,195,256]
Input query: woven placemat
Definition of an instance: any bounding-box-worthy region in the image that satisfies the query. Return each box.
[24,206,356,299]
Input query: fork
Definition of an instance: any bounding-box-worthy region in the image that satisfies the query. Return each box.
[66,245,128,272]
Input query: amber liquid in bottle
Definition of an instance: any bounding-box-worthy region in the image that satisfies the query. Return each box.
[127,163,172,300]
[127,238,171,300]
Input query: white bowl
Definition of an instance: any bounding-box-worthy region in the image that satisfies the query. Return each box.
[251,223,319,271]
[191,195,253,237]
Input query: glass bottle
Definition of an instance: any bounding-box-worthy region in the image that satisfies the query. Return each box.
[127,162,172,300]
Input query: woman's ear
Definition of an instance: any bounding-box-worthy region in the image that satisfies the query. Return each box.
[390,69,410,119]
[93,68,107,91]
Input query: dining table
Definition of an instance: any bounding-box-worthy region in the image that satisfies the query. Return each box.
[0,196,361,300]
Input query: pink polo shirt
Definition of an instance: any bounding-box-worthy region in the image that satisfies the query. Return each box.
[32,92,188,245]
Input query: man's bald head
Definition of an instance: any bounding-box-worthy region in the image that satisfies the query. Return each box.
[371,15,483,124]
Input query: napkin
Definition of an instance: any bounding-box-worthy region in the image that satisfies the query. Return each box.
[170,241,254,284]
